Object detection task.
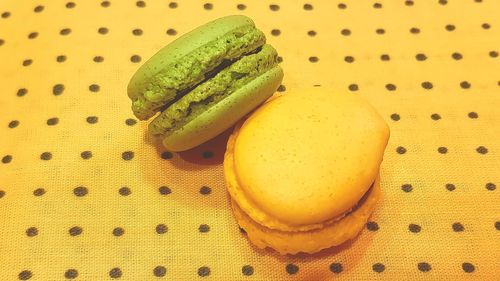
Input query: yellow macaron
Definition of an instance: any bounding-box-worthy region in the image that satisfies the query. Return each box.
[224,88,390,254]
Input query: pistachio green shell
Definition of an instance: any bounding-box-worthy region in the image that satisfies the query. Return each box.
[162,66,284,151]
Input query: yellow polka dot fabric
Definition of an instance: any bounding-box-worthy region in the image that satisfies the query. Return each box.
[0,0,499,280]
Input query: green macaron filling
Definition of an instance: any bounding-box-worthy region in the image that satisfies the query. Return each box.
[132,25,266,120]
[148,44,279,137]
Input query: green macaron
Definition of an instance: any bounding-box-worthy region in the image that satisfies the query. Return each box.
[127,15,283,151]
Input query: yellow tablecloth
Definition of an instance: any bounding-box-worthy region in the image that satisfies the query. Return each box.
[1,0,499,280]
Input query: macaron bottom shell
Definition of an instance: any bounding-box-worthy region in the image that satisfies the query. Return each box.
[231,178,381,255]
[161,65,283,152]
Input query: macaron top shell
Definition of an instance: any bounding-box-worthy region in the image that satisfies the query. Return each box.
[232,89,390,226]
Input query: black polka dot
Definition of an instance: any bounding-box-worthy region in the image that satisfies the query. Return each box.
[109,268,122,279]
[0,39,4,46]
[439,0,448,5]
[485,182,496,191]
[390,113,400,121]
[28,32,38,39]
[495,221,500,230]
[446,183,456,191]
[169,2,178,8]
[60,28,71,35]
[64,269,78,279]
[199,224,210,233]
[132,28,143,36]
[431,113,441,120]
[80,151,92,159]
[476,146,488,154]
[66,2,76,9]
[2,155,12,164]
[161,151,173,159]
[125,118,137,126]
[445,24,456,31]
[73,186,88,197]
[416,53,427,61]
[136,1,146,7]
[8,120,19,128]
[452,52,463,60]
[130,55,141,63]
[40,152,52,160]
[119,187,131,196]
[286,264,299,275]
[53,84,65,95]
[344,56,354,63]
[166,28,177,36]
[101,1,110,7]
[418,262,431,272]
[489,51,499,58]
[0,190,4,198]
[405,0,414,6]
[475,0,482,2]
[460,81,471,89]
[159,186,171,195]
[329,262,343,273]
[33,188,46,196]
[452,222,464,232]
[34,5,44,12]
[241,265,254,276]
[57,55,67,63]
[462,262,475,273]
[372,263,385,273]
[385,84,396,91]
[410,27,420,34]
[86,116,98,124]
[303,3,313,10]
[236,4,246,10]
[373,3,382,8]
[202,151,214,159]
[481,23,491,29]
[409,223,421,233]
[1,11,10,18]
[401,184,413,193]
[200,186,211,195]
[98,27,108,34]
[203,3,213,10]
[277,85,286,92]
[89,84,100,92]
[421,81,433,89]
[198,266,210,277]
[348,84,359,91]
[93,56,104,63]
[271,29,281,36]
[22,59,33,66]
[47,118,59,126]
[396,146,407,154]
[307,30,317,37]
[153,266,167,277]
[438,147,448,154]
[309,56,319,63]
[380,54,390,61]
[18,270,32,280]
[113,227,124,236]
[277,56,283,63]
[122,151,134,160]
[17,88,28,97]
[366,221,379,231]
[69,226,83,236]
[376,28,385,34]
[341,29,351,36]
[338,3,347,9]
[269,4,280,11]
[26,227,38,237]
[156,224,168,234]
